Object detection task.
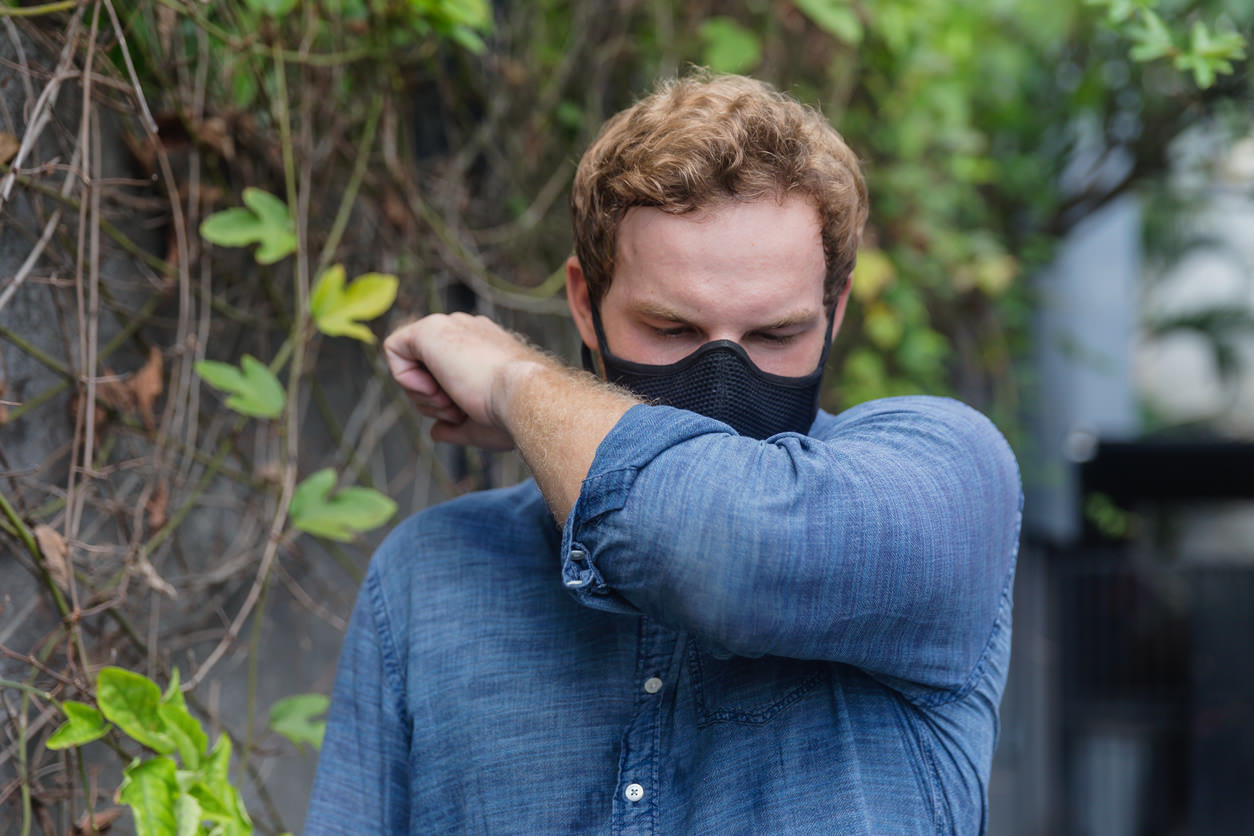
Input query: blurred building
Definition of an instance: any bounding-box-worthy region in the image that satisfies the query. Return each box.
[989,140,1254,835]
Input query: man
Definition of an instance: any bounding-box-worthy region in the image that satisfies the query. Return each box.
[306,74,1021,835]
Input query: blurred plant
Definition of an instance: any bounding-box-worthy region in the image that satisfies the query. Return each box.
[268,693,331,751]
[1087,0,1246,87]
[1085,491,1140,540]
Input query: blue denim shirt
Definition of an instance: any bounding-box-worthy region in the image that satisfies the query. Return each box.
[306,396,1022,835]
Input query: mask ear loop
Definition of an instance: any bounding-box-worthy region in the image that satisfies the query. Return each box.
[580,300,614,377]
[814,297,839,374]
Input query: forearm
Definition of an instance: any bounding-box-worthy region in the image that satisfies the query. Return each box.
[497,359,639,522]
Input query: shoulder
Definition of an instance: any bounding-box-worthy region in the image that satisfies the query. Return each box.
[367,478,555,597]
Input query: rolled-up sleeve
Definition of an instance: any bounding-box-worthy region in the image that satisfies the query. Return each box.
[559,395,1022,698]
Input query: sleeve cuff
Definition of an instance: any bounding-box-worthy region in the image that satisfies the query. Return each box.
[558,404,734,614]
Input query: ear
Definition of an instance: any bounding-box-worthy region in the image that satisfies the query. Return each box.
[566,255,599,353]
[829,280,853,341]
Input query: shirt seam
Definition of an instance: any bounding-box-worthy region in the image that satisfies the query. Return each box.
[889,694,939,830]
[365,567,409,714]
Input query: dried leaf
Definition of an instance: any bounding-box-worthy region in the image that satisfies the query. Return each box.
[0,132,18,167]
[33,524,70,591]
[73,806,126,834]
[497,56,528,86]
[197,116,235,161]
[67,392,109,435]
[129,347,164,429]
[69,369,139,434]
[163,226,180,275]
[135,556,176,599]
[146,480,168,531]
[95,368,136,414]
[383,190,409,230]
[255,458,280,485]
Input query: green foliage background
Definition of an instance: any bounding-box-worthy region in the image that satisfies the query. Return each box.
[0,0,1251,833]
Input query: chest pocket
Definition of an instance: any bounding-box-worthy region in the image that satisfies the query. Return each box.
[687,645,826,727]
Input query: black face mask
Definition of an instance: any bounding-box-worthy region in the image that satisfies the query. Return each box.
[581,303,835,439]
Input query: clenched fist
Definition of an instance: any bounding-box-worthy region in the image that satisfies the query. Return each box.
[383,313,551,450]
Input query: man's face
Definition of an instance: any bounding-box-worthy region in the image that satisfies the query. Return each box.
[567,195,844,376]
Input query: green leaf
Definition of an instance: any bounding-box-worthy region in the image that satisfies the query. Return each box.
[555,101,583,132]
[1096,0,1138,24]
[98,668,175,754]
[793,0,863,44]
[244,0,296,18]
[447,25,487,54]
[203,735,232,797]
[188,781,233,823]
[230,67,258,110]
[851,248,895,304]
[310,265,399,343]
[289,468,397,542]
[46,701,108,749]
[1175,51,1217,88]
[1128,10,1174,63]
[174,792,203,836]
[119,756,179,836]
[241,188,289,233]
[158,669,208,769]
[269,693,330,749]
[189,736,251,833]
[199,188,296,265]
[698,18,762,75]
[864,302,904,350]
[195,355,285,419]
[227,783,252,835]
[198,208,258,246]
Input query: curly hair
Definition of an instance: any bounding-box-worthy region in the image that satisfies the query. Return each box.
[570,72,868,309]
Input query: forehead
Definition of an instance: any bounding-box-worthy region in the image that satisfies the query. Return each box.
[609,195,826,321]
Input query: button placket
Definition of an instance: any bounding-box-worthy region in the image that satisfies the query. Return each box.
[612,618,676,834]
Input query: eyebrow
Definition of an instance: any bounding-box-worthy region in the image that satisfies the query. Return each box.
[629,301,821,331]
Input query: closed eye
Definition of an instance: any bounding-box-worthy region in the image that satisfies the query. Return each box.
[651,325,695,338]
[752,331,800,345]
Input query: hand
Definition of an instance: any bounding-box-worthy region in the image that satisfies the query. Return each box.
[383,313,545,450]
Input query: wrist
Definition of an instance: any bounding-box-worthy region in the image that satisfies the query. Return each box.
[490,356,551,430]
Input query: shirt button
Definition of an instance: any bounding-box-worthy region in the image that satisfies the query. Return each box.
[624,783,645,803]
[643,677,663,694]
[569,549,586,562]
